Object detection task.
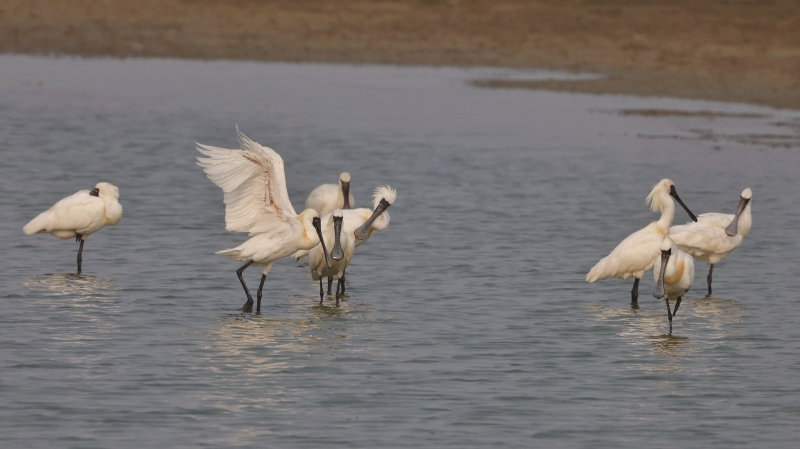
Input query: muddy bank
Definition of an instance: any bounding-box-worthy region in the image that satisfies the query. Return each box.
[2,0,799,109]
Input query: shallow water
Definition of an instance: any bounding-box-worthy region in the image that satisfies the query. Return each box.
[2,55,800,448]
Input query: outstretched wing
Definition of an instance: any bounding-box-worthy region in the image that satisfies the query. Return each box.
[197,127,298,234]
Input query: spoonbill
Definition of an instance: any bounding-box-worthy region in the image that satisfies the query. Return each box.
[586,179,697,304]
[652,237,695,333]
[295,185,395,292]
[197,127,330,313]
[670,188,752,297]
[305,172,355,216]
[23,182,123,274]
[310,209,354,305]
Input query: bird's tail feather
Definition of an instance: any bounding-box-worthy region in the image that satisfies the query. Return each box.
[216,247,242,259]
[23,211,52,235]
[586,257,610,282]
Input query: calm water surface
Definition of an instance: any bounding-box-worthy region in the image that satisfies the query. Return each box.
[1,55,800,448]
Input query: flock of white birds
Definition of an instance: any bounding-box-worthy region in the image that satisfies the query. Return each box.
[587,179,752,332]
[23,127,397,313]
[21,130,752,330]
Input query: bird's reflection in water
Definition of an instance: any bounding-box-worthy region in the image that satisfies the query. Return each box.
[211,295,386,374]
[591,303,688,357]
[647,334,691,358]
[688,296,745,334]
[590,295,745,367]
[21,273,119,303]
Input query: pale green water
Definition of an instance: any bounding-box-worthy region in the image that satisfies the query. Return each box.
[2,55,800,448]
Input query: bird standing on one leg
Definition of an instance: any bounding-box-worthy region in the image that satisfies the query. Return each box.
[23,182,123,274]
[586,179,697,304]
[197,127,330,313]
[652,237,695,333]
[670,188,752,297]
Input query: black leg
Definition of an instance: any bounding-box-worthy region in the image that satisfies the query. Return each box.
[236,260,255,312]
[319,277,324,304]
[706,264,714,297]
[631,277,640,304]
[327,276,333,295]
[665,298,673,333]
[672,296,682,318]
[341,271,346,294]
[77,238,85,274]
[256,274,267,313]
[335,277,342,306]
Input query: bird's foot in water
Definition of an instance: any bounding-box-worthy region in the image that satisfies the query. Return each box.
[241,299,254,313]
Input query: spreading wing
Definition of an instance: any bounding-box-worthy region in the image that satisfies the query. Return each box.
[197,127,298,234]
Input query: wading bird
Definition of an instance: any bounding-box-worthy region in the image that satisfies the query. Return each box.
[197,127,329,313]
[670,188,752,297]
[586,179,697,304]
[305,172,355,217]
[295,186,395,293]
[310,209,353,305]
[652,237,695,333]
[23,182,123,274]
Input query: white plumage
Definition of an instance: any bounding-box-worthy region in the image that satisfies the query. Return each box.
[586,179,697,303]
[670,188,752,296]
[652,237,695,333]
[23,182,123,273]
[310,209,354,304]
[293,185,396,261]
[197,126,329,313]
[305,172,355,217]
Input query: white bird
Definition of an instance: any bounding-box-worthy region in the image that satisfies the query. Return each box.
[652,237,695,333]
[197,127,330,313]
[310,209,354,305]
[23,182,123,274]
[294,186,396,292]
[670,188,752,297]
[305,172,355,217]
[586,179,697,303]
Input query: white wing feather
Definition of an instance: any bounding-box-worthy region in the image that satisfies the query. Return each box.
[23,191,104,237]
[675,212,733,229]
[670,224,740,256]
[586,227,663,282]
[197,127,298,234]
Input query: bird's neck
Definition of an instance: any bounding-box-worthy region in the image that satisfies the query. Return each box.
[103,199,123,225]
[655,195,675,234]
[738,204,753,237]
[663,255,683,285]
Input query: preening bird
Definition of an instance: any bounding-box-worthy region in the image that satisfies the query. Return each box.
[294,186,395,292]
[23,182,123,274]
[197,127,330,313]
[586,179,697,303]
[310,209,354,305]
[305,172,355,217]
[652,237,695,333]
[670,188,752,297]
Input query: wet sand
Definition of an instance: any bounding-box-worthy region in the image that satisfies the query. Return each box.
[2,0,800,109]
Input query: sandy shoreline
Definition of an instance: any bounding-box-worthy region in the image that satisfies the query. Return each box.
[2,0,800,109]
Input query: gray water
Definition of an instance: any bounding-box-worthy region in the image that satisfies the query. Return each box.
[2,55,800,448]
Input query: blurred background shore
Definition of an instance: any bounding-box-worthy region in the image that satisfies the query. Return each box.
[2,0,799,109]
